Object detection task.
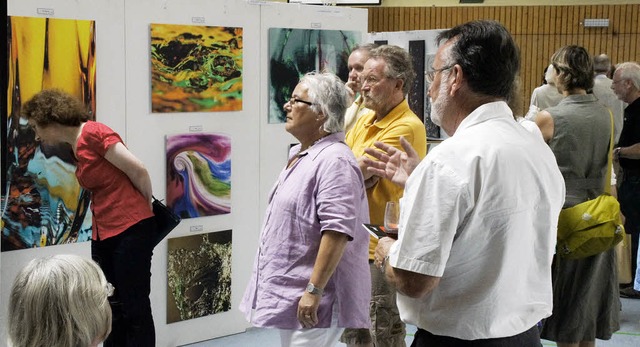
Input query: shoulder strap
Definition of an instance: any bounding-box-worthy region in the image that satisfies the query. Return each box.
[604,109,614,194]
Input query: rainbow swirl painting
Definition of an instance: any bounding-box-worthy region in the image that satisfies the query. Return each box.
[166,133,231,219]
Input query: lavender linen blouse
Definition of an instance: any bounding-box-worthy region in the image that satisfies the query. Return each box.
[240,132,371,329]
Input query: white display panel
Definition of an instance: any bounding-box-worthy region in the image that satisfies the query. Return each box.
[2,2,126,344]
[0,1,367,346]
[123,1,259,345]
[258,3,368,219]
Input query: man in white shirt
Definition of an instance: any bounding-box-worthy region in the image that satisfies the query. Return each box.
[364,20,566,346]
[593,54,625,143]
[343,43,377,132]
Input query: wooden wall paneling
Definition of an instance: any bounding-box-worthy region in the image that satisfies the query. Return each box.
[542,6,550,62]
[623,4,631,37]
[612,5,623,63]
[629,5,638,62]
[399,7,406,30]
[398,7,404,30]
[630,6,635,61]
[370,8,377,32]
[409,7,415,29]
[365,5,640,115]
[429,7,436,29]
[577,5,586,45]
[466,6,474,23]
[599,6,610,56]
[566,6,574,43]
[421,7,428,30]
[495,6,503,27]
[369,7,376,32]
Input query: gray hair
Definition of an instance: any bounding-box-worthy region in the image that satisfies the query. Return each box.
[616,62,640,90]
[544,64,556,85]
[593,54,611,74]
[352,43,378,56]
[369,45,415,95]
[8,255,112,347]
[300,71,350,133]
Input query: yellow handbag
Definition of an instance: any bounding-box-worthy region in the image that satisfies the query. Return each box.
[555,111,625,259]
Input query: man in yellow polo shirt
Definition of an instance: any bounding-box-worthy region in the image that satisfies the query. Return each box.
[341,45,427,347]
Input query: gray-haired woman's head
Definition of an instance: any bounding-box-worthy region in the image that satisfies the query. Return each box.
[300,71,350,133]
[8,254,112,347]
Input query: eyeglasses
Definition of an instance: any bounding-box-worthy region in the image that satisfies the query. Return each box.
[361,75,384,87]
[105,282,115,297]
[425,65,454,84]
[287,97,314,106]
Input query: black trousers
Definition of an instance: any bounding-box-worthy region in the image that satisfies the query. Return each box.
[92,217,156,347]
[411,325,541,347]
[619,174,640,283]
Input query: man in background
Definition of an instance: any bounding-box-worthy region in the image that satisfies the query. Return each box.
[612,62,640,298]
[593,54,625,143]
[341,44,427,347]
[344,43,377,132]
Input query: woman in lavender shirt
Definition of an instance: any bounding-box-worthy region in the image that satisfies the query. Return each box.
[240,72,372,347]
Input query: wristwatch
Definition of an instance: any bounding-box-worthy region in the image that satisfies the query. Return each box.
[306,282,324,296]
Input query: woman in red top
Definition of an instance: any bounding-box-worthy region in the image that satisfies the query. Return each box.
[22,89,156,347]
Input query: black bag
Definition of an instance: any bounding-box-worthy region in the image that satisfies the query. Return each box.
[152,196,181,246]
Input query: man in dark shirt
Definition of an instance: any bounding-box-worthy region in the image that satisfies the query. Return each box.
[611,62,640,297]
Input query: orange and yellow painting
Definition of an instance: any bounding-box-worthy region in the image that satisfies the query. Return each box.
[2,16,96,251]
[150,23,243,113]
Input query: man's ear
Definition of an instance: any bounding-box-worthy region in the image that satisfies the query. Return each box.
[449,64,464,96]
[395,78,404,92]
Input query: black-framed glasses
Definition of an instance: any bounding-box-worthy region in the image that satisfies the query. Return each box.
[425,65,454,84]
[287,97,314,106]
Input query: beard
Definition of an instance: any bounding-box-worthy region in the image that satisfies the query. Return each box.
[430,79,449,127]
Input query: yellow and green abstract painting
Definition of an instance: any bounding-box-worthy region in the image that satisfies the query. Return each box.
[151,23,243,113]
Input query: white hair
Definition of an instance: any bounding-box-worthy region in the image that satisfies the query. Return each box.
[300,71,350,133]
[8,255,112,347]
[544,64,557,85]
[616,62,640,90]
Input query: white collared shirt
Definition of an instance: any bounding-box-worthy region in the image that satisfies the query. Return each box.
[389,101,565,339]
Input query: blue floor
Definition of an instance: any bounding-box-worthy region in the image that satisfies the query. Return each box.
[186,298,640,346]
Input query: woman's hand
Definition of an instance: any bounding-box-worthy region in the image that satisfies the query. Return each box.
[297,292,321,328]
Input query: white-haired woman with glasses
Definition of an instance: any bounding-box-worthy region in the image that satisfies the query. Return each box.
[241,72,372,347]
[8,254,112,347]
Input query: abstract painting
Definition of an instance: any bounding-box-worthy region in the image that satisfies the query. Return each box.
[166,133,231,219]
[167,229,232,323]
[268,28,360,123]
[150,23,243,113]
[408,40,425,126]
[2,16,96,251]
[424,53,440,139]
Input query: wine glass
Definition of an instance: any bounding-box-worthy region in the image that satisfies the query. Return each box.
[384,201,399,236]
